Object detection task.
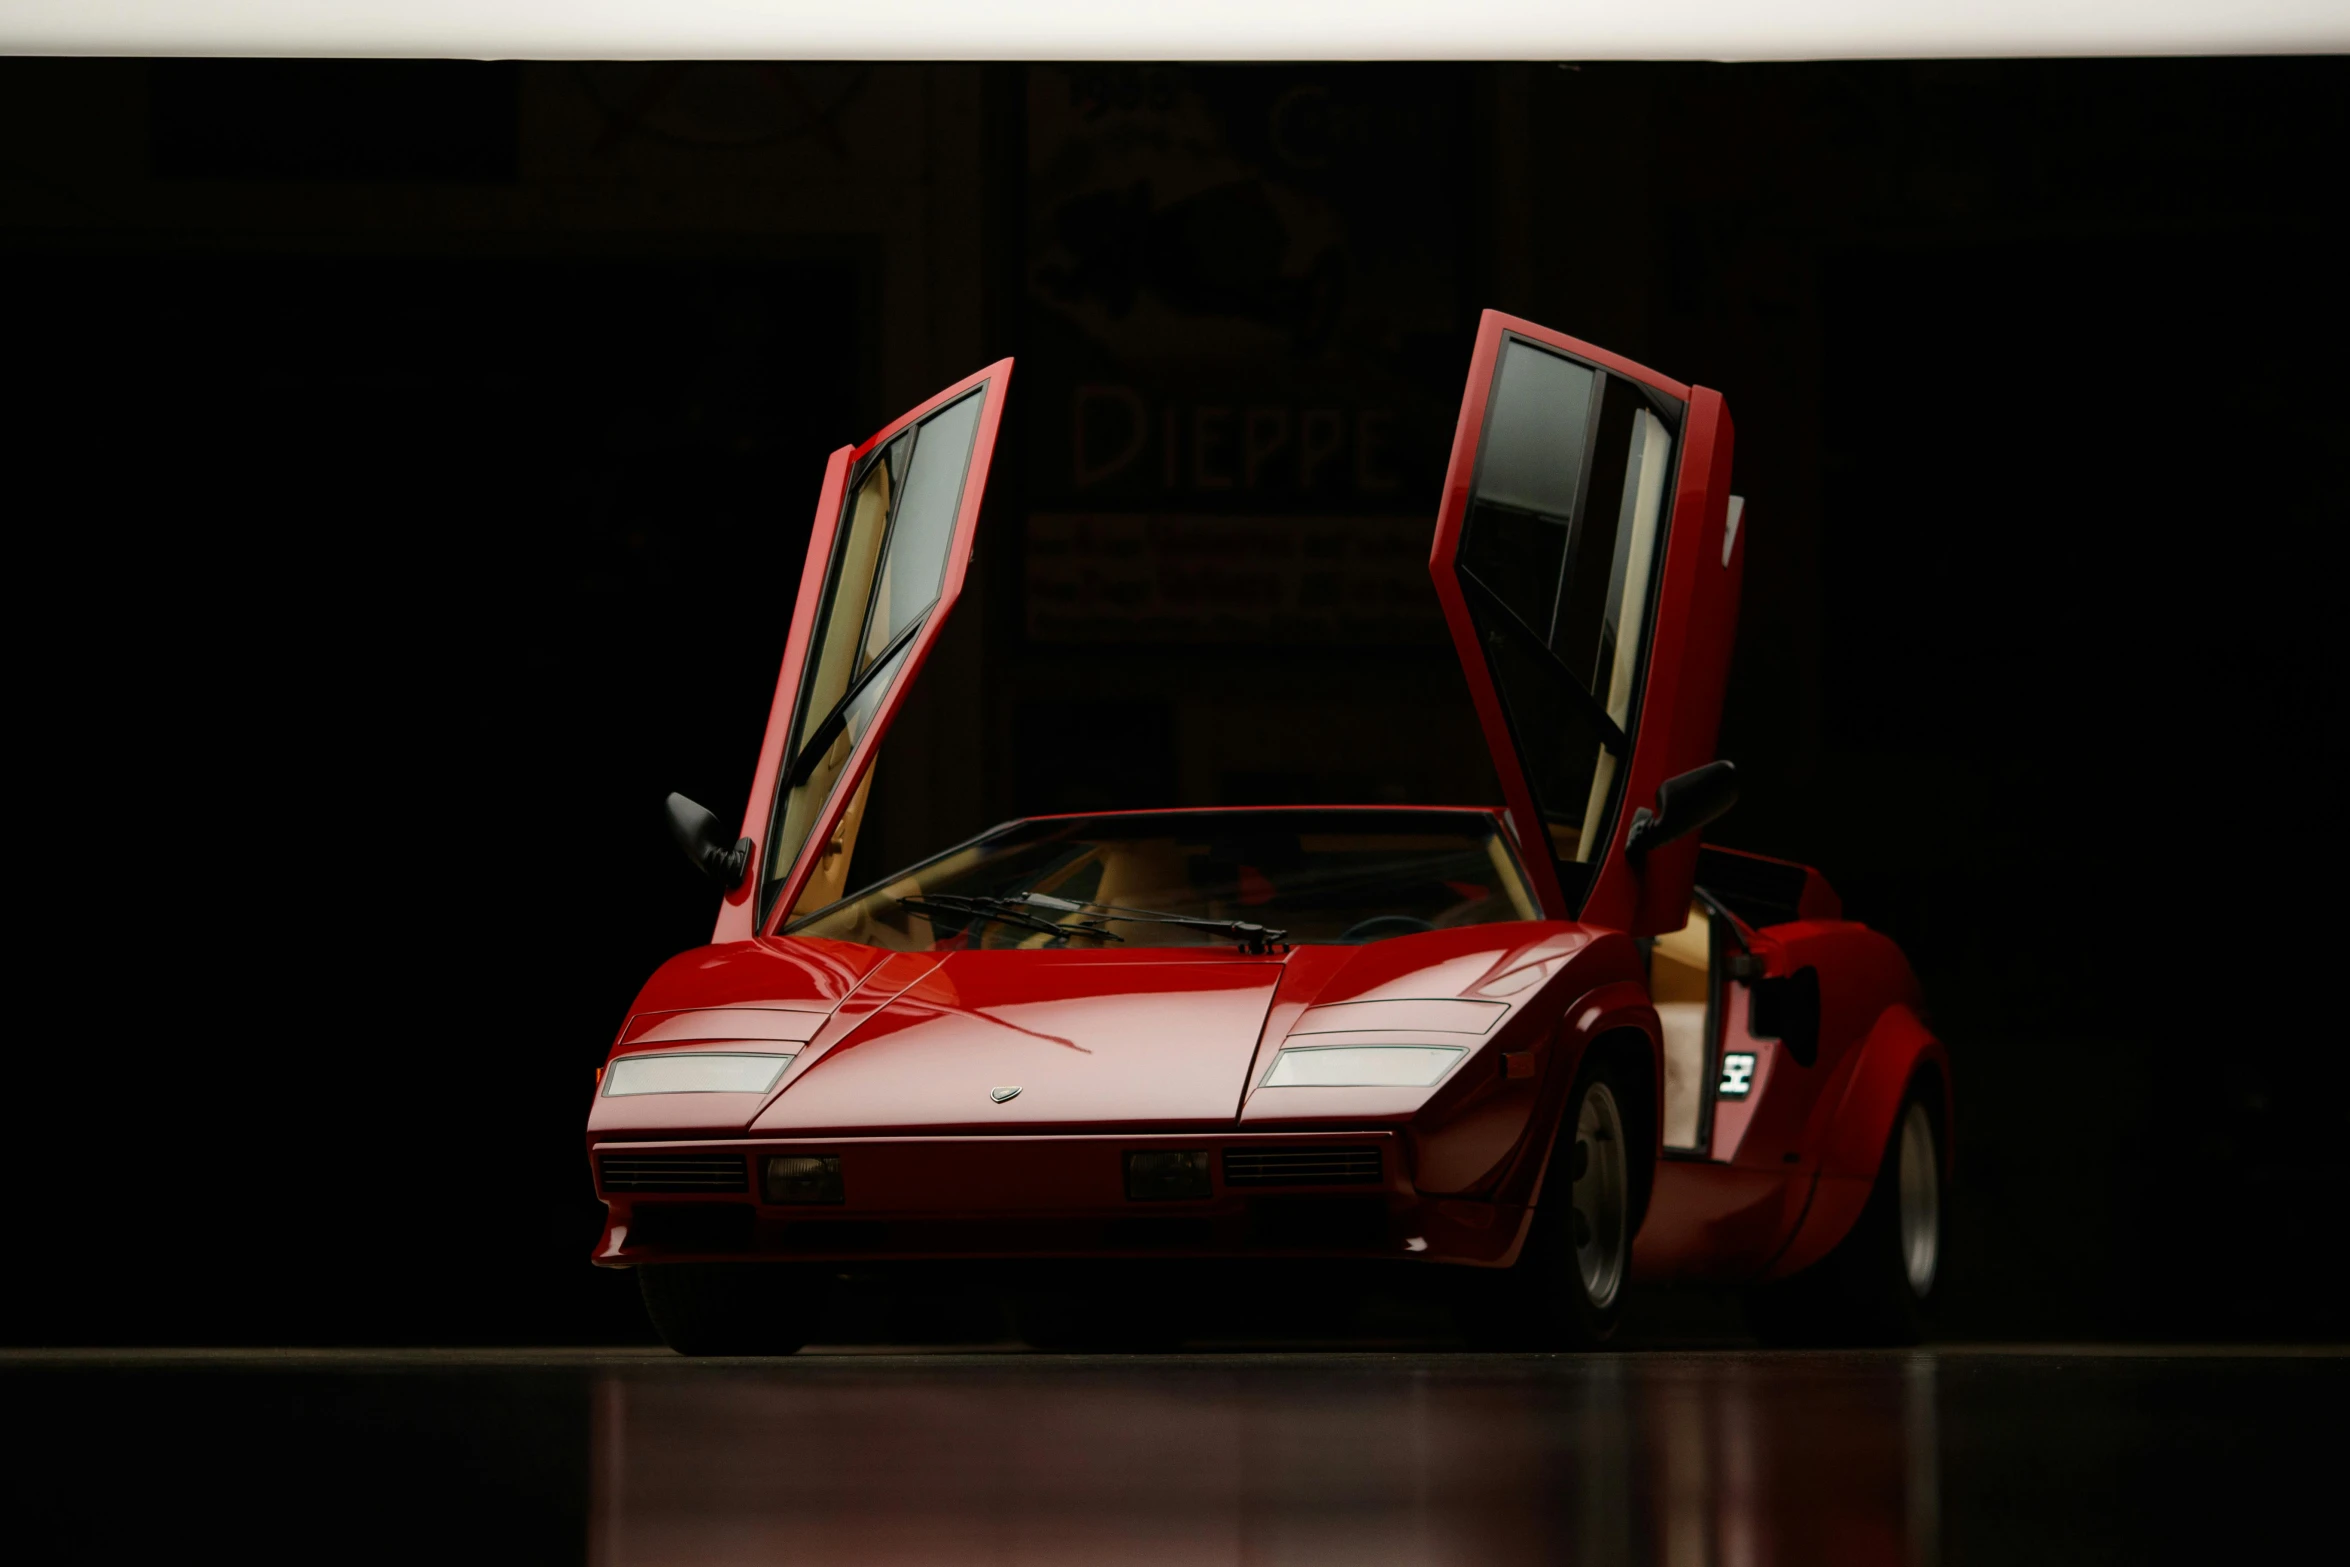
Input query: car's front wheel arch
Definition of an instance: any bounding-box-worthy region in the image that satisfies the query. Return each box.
[1586,1025,1658,1235]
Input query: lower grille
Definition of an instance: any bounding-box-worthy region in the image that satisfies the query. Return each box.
[600,1153,750,1193]
[1222,1145,1383,1187]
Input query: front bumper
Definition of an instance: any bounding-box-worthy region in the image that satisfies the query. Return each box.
[588,1130,1527,1268]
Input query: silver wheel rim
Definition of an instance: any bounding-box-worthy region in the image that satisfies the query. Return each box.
[1897,1102,1940,1297]
[1568,1081,1629,1310]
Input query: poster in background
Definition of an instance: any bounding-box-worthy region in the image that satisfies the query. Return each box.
[1023,65,1472,644]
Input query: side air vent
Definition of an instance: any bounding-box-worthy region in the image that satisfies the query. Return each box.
[1222,1145,1383,1187]
[599,1153,750,1193]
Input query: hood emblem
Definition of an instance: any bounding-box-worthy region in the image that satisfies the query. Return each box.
[989,1086,1022,1104]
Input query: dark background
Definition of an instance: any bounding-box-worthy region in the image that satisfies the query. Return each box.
[3,57,2342,1345]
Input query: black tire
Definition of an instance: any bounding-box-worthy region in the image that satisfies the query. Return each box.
[1458,1053,1636,1350]
[636,1263,827,1356]
[1745,1082,1945,1347]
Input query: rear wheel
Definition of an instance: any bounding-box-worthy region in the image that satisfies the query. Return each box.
[636,1263,827,1356]
[1461,1056,1634,1349]
[1746,1086,1944,1346]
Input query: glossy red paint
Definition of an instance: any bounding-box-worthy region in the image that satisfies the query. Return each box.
[590,919,1649,1267]
[1758,1002,1951,1283]
[1616,392,1740,938]
[628,933,889,1020]
[622,1009,830,1045]
[587,329,1952,1320]
[590,1129,1530,1269]
[1629,911,1948,1283]
[1723,920,1923,1173]
[755,950,1288,1134]
[711,444,851,940]
[1633,1163,1811,1283]
[1491,972,1662,1213]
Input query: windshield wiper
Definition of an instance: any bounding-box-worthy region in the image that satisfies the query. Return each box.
[1014,893,1289,955]
[897,893,1123,946]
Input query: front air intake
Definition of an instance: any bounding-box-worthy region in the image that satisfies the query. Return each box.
[599,1153,750,1193]
[1222,1145,1383,1187]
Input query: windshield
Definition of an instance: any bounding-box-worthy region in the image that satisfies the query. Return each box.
[789,810,1541,952]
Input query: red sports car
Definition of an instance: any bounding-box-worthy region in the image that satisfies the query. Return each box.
[587,312,1952,1353]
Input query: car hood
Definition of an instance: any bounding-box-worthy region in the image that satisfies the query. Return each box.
[751,949,1286,1135]
[589,923,1596,1140]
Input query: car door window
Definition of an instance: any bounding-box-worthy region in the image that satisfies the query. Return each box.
[765,389,988,921]
[794,437,902,758]
[1458,339,1678,892]
[859,389,982,670]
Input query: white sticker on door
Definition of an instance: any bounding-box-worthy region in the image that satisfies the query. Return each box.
[1717,1051,1757,1098]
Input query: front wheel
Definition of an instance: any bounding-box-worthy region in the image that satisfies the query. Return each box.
[1746,1087,1944,1346]
[1460,1056,1635,1349]
[636,1263,827,1356]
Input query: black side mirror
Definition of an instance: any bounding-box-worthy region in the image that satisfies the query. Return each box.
[665,792,754,891]
[1623,760,1738,864]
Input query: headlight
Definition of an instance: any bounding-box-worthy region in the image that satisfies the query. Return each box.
[1124,1148,1212,1201]
[1262,1045,1467,1088]
[764,1155,844,1204]
[601,1052,794,1096]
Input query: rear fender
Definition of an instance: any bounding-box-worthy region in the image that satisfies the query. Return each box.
[1760,1002,1950,1281]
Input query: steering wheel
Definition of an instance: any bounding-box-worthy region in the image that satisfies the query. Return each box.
[1339,914,1438,943]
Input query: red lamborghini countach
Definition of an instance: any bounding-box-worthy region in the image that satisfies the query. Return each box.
[587,312,1952,1353]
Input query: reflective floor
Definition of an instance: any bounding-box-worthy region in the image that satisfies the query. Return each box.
[6,1346,2339,1564]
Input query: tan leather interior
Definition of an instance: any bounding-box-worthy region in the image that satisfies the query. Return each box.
[1000,839,1191,947]
[802,825,1542,950]
[1649,906,1710,1005]
[1657,1002,1707,1149]
[802,461,892,744]
[792,765,876,916]
[1573,409,1674,861]
[1651,902,1712,1151]
[772,460,894,901]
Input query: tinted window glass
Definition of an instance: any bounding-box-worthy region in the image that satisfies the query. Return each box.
[1588,387,1675,732]
[765,639,912,918]
[791,810,1541,952]
[1460,342,1596,635]
[794,437,902,757]
[1456,339,1679,897]
[1553,376,1673,705]
[1483,627,1609,863]
[763,386,990,921]
[859,389,981,673]
[1476,342,1595,518]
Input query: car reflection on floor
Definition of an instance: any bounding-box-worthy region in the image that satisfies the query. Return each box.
[580,1347,2213,1567]
[7,1347,2337,1564]
[592,1353,1942,1564]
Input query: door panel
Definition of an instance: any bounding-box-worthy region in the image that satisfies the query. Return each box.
[1430,311,1740,935]
[1616,392,1739,936]
[712,360,1012,944]
[1649,898,1718,1153]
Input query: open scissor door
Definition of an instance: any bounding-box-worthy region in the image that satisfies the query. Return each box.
[1430,313,1740,935]
[712,360,1013,943]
